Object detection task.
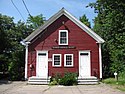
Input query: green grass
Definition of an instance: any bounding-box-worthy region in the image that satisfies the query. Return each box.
[102,78,125,91]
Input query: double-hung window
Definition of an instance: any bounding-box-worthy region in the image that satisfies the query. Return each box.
[64,54,73,67]
[59,30,68,45]
[52,54,61,67]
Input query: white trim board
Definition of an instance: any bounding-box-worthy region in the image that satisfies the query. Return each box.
[25,45,28,79]
[99,44,102,78]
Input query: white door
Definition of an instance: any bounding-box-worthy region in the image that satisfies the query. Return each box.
[36,51,48,78]
[79,51,91,78]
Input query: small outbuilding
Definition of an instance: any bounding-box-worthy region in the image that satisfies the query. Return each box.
[21,8,105,84]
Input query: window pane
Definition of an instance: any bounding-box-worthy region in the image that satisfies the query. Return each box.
[54,56,60,61]
[66,55,72,61]
[66,61,72,65]
[54,61,60,65]
[60,38,67,44]
[61,32,66,37]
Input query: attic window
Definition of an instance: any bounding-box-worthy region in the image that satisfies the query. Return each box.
[59,30,68,45]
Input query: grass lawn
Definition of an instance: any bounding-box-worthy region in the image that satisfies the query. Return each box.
[102,78,125,91]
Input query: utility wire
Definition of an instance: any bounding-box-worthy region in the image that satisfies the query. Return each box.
[22,0,32,17]
[11,0,25,21]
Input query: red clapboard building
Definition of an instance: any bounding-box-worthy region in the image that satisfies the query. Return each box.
[21,8,105,84]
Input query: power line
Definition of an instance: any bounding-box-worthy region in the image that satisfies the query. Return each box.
[22,0,32,17]
[11,0,25,21]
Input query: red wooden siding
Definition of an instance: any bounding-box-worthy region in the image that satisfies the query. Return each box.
[28,15,100,78]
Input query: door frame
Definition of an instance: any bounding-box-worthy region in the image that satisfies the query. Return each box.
[36,50,48,78]
[79,50,91,78]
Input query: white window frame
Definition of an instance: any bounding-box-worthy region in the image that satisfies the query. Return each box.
[52,54,61,67]
[64,54,73,67]
[59,30,68,45]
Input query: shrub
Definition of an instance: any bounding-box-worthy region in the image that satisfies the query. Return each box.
[54,72,61,83]
[59,72,78,86]
[49,78,58,85]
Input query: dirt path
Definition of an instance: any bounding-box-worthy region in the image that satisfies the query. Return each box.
[0,82,124,94]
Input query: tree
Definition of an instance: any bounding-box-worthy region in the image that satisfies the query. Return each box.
[0,14,15,77]
[79,14,91,28]
[0,13,45,80]
[89,0,125,78]
[27,14,45,29]
[8,21,33,80]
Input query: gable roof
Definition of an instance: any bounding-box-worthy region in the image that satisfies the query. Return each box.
[24,8,105,43]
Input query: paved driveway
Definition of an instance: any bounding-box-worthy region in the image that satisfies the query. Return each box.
[0,81,124,94]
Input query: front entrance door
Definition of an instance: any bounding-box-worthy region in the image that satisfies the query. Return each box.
[36,51,48,78]
[79,51,91,78]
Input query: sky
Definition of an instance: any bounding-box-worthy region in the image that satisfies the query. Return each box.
[0,0,97,27]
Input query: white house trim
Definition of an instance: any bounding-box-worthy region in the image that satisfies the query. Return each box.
[25,45,28,79]
[99,44,102,78]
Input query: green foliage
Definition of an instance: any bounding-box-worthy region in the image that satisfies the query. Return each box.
[103,78,125,85]
[79,14,91,28]
[103,78,125,91]
[0,14,14,74]
[49,78,58,86]
[0,13,45,80]
[50,72,61,85]
[102,78,117,84]
[89,0,125,78]
[27,14,44,29]
[50,72,78,86]
[59,73,78,86]
[8,50,25,80]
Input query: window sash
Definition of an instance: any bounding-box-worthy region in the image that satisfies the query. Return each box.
[59,30,68,45]
[53,54,61,67]
[64,54,73,67]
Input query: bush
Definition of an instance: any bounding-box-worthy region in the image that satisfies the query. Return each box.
[8,62,24,81]
[49,78,58,85]
[59,72,78,86]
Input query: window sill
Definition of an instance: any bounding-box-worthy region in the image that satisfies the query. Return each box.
[64,65,74,67]
[59,44,68,46]
[52,66,62,67]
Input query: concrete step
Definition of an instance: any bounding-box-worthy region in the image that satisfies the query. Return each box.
[28,76,50,85]
[78,76,99,85]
